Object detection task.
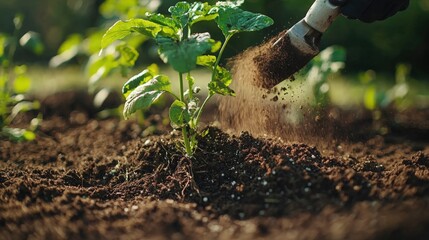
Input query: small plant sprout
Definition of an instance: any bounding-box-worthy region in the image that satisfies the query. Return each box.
[0,14,43,141]
[102,1,273,156]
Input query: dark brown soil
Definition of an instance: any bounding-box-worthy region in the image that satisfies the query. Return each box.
[1,91,429,240]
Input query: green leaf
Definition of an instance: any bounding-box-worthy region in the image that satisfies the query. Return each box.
[147,63,159,75]
[169,1,191,28]
[10,101,40,120]
[216,7,273,37]
[196,55,216,67]
[209,66,235,96]
[216,0,245,7]
[58,34,82,54]
[116,44,139,67]
[210,40,222,52]
[189,2,218,26]
[49,34,82,67]
[102,19,174,49]
[364,86,377,111]
[147,13,179,30]
[13,74,31,94]
[169,100,190,129]
[86,54,118,85]
[122,69,156,97]
[123,75,171,118]
[2,127,35,142]
[86,31,105,54]
[157,33,213,73]
[19,31,44,55]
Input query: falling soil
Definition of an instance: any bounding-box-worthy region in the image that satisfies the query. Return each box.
[218,30,321,139]
[1,91,429,240]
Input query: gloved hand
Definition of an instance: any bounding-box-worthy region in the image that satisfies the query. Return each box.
[329,0,410,23]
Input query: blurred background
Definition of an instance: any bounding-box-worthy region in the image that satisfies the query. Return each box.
[1,0,428,76]
[0,0,428,114]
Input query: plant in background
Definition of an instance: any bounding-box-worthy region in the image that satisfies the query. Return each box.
[101,1,273,156]
[362,64,412,112]
[0,14,43,141]
[361,64,412,134]
[306,46,346,108]
[387,64,412,110]
[50,0,161,108]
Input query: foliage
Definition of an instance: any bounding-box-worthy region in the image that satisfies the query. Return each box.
[49,0,160,108]
[362,64,412,111]
[0,15,42,141]
[103,1,273,156]
[306,46,346,108]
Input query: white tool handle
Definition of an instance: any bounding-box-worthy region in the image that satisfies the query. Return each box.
[305,0,340,33]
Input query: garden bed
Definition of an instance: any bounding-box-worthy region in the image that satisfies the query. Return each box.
[1,91,429,240]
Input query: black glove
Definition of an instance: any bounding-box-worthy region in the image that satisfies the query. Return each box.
[329,0,410,23]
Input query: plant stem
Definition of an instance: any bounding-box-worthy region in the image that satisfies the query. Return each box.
[195,34,233,125]
[4,17,21,93]
[212,34,233,80]
[195,94,212,125]
[179,73,192,156]
[187,72,193,100]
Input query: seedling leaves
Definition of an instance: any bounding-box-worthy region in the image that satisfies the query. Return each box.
[209,66,235,96]
[117,44,139,67]
[157,33,213,73]
[189,2,218,26]
[216,7,273,37]
[216,0,245,7]
[169,100,190,128]
[122,69,156,97]
[169,1,191,28]
[147,13,179,30]
[196,55,216,67]
[102,19,176,49]
[123,75,171,119]
[2,127,36,142]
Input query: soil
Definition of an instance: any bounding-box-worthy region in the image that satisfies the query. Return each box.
[250,30,315,89]
[1,91,429,240]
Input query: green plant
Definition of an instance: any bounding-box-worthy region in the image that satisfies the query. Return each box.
[306,46,346,108]
[361,64,412,112]
[50,0,160,108]
[0,14,43,141]
[102,1,273,156]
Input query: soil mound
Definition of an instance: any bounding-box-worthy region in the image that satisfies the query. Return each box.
[1,94,429,239]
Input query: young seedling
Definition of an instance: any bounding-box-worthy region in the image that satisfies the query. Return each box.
[102,1,273,156]
[0,14,43,141]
